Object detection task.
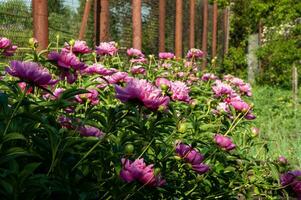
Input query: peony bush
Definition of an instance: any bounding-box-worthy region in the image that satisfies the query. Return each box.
[0,37,299,199]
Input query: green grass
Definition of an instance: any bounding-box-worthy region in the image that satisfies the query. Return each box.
[251,85,301,166]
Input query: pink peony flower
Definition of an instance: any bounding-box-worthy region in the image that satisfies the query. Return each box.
[18,82,33,94]
[63,40,91,54]
[170,81,190,102]
[214,134,236,151]
[130,65,146,75]
[186,48,204,59]
[82,63,118,76]
[175,143,210,174]
[0,37,11,49]
[278,155,288,165]
[96,41,118,56]
[127,48,144,58]
[229,99,250,112]
[79,125,104,137]
[239,83,252,97]
[95,77,109,89]
[6,61,57,87]
[105,72,132,84]
[155,77,171,89]
[75,89,99,105]
[159,52,175,59]
[0,37,17,56]
[115,78,170,111]
[201,73,218,81]
[120,158,165,187]
[212,80,234,97]
[130,57,147,64]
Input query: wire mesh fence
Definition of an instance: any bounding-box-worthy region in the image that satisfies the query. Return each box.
[0,0,227,59]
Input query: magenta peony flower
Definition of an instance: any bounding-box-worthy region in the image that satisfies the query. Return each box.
[130,65,146,75]
[212,80,234,97]
[159,52,175,59]
[58,116,73,129]
[186,48,204,59]
[105,72,132,84]
[214,134,236,151]
[175,143,210,174]
[127,48,144,58]
[120,158,165,187]
[170,81,190,102]
[75,89,99,105]
[6,61,57,87]
[229,99,250,112]
[82,63,118,76]
[0,37,17,56]
[63,40,91,54]
[115,78,170,111]
[229,77,245,86]
[280,170,301,198]
[0,37,11,49]
[79,125,104,137]
[155,77,171,89]
[96,41,118,56]
[201,73,218,81]
[239,83,252,97]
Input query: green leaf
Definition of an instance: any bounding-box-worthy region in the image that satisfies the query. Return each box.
[3,133,26,143]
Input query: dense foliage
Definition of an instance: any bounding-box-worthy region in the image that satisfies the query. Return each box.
[0,37,300,199]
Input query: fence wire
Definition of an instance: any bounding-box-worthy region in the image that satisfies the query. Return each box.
[0,0,227,59]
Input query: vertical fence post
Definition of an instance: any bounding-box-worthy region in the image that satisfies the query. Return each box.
[175,0,183,58]
[212,0,218,59]
[100,0,109,42]
[202,0,208,70]
[132,0,142,50]
[189,0,195,49]
[258,19,263,74]
[223,6,230,55]
[292,63,298,110]
[32,0,49,51]
[159,0,166,52]
[79,0,92,40]
[94,0,100,45]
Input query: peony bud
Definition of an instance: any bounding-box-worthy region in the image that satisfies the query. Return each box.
[124,144,134,155]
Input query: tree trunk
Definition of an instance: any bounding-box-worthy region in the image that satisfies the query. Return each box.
[189,0,195,49]
[175,0,183,58]
[202,0,208,70]
[79,0,92,40]
[100,0,109,41]
[132,0,142,50]
[32,0,49,51]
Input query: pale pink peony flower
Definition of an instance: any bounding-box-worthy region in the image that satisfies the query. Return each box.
[63,40,91,54]
[201,73,218,81]
[159,52,175,59]
[127,48,144,58]
[82,63,118,76]
[130,65,146,75]
[96,41,118,56]
[212,80,234,97]
[186,48,204,59]
[170,81,190,102]
[105,72,133,84]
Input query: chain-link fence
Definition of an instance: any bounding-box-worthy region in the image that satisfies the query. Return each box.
[0,0,227,59]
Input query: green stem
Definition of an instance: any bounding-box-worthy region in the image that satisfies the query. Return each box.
[71,139,103,171]
[3,88,27,135]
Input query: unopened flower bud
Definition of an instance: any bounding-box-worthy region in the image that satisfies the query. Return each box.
[278,155,288,165]
[251,127,260,137]
[124,144,134,155]
[69,39,75,46]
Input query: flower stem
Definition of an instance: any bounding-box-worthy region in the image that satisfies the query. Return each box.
[3,87,27,136]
